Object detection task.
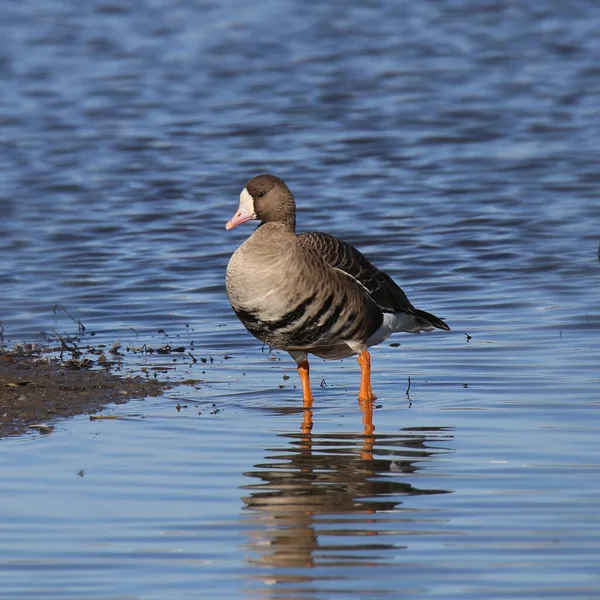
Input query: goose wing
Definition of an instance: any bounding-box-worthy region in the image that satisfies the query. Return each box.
[298,231,449,331]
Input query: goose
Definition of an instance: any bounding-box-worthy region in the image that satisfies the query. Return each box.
[225,174,449,407]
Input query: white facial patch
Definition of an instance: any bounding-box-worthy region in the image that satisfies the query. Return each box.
[239,187,256,217]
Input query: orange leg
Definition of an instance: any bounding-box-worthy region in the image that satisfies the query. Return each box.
[298,360,314,404]
[298,360,314,432]
[358,350,376,442]
[357,350,377,403]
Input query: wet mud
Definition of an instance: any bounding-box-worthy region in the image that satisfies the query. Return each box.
[0,348,174,438]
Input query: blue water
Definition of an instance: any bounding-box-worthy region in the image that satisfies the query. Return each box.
[1,0,600,598]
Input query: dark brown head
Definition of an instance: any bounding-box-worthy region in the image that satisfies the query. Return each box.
[225,174,296,231]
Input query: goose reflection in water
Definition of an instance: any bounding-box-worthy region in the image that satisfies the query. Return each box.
[240,426,453,596]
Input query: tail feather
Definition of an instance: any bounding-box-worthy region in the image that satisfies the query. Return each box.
[414,309,450,332]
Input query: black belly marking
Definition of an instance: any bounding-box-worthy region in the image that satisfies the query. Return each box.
[233,306,271,340]
[232,294,318,346]
[293,292,334,335]
[318,296,346,338]
[233,306,261,324]
[311,292,335,324]
[267,293,317,332]
[341,311,363,339]
[285,294,346,347]
[232,292,376,350]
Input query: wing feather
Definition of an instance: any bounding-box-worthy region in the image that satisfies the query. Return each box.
[298,232,449,331]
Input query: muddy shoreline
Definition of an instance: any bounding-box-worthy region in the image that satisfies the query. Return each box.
[0,348,174,438]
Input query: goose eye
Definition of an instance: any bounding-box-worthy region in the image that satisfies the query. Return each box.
[256,191,265,198]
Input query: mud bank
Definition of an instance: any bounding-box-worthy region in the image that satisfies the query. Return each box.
[0,349,173,438]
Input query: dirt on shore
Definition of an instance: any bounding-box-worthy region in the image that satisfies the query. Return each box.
[0,348,174,438]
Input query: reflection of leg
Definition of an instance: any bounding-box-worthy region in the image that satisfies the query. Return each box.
[357,350,377,402]
[298,360,313,433]
[359,397,375,436]
[301,409,313,434]
[361,424,375,461]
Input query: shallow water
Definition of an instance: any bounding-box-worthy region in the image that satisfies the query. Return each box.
[2,0,600,598]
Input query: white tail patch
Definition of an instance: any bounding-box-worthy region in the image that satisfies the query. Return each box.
[365,312,433,348]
